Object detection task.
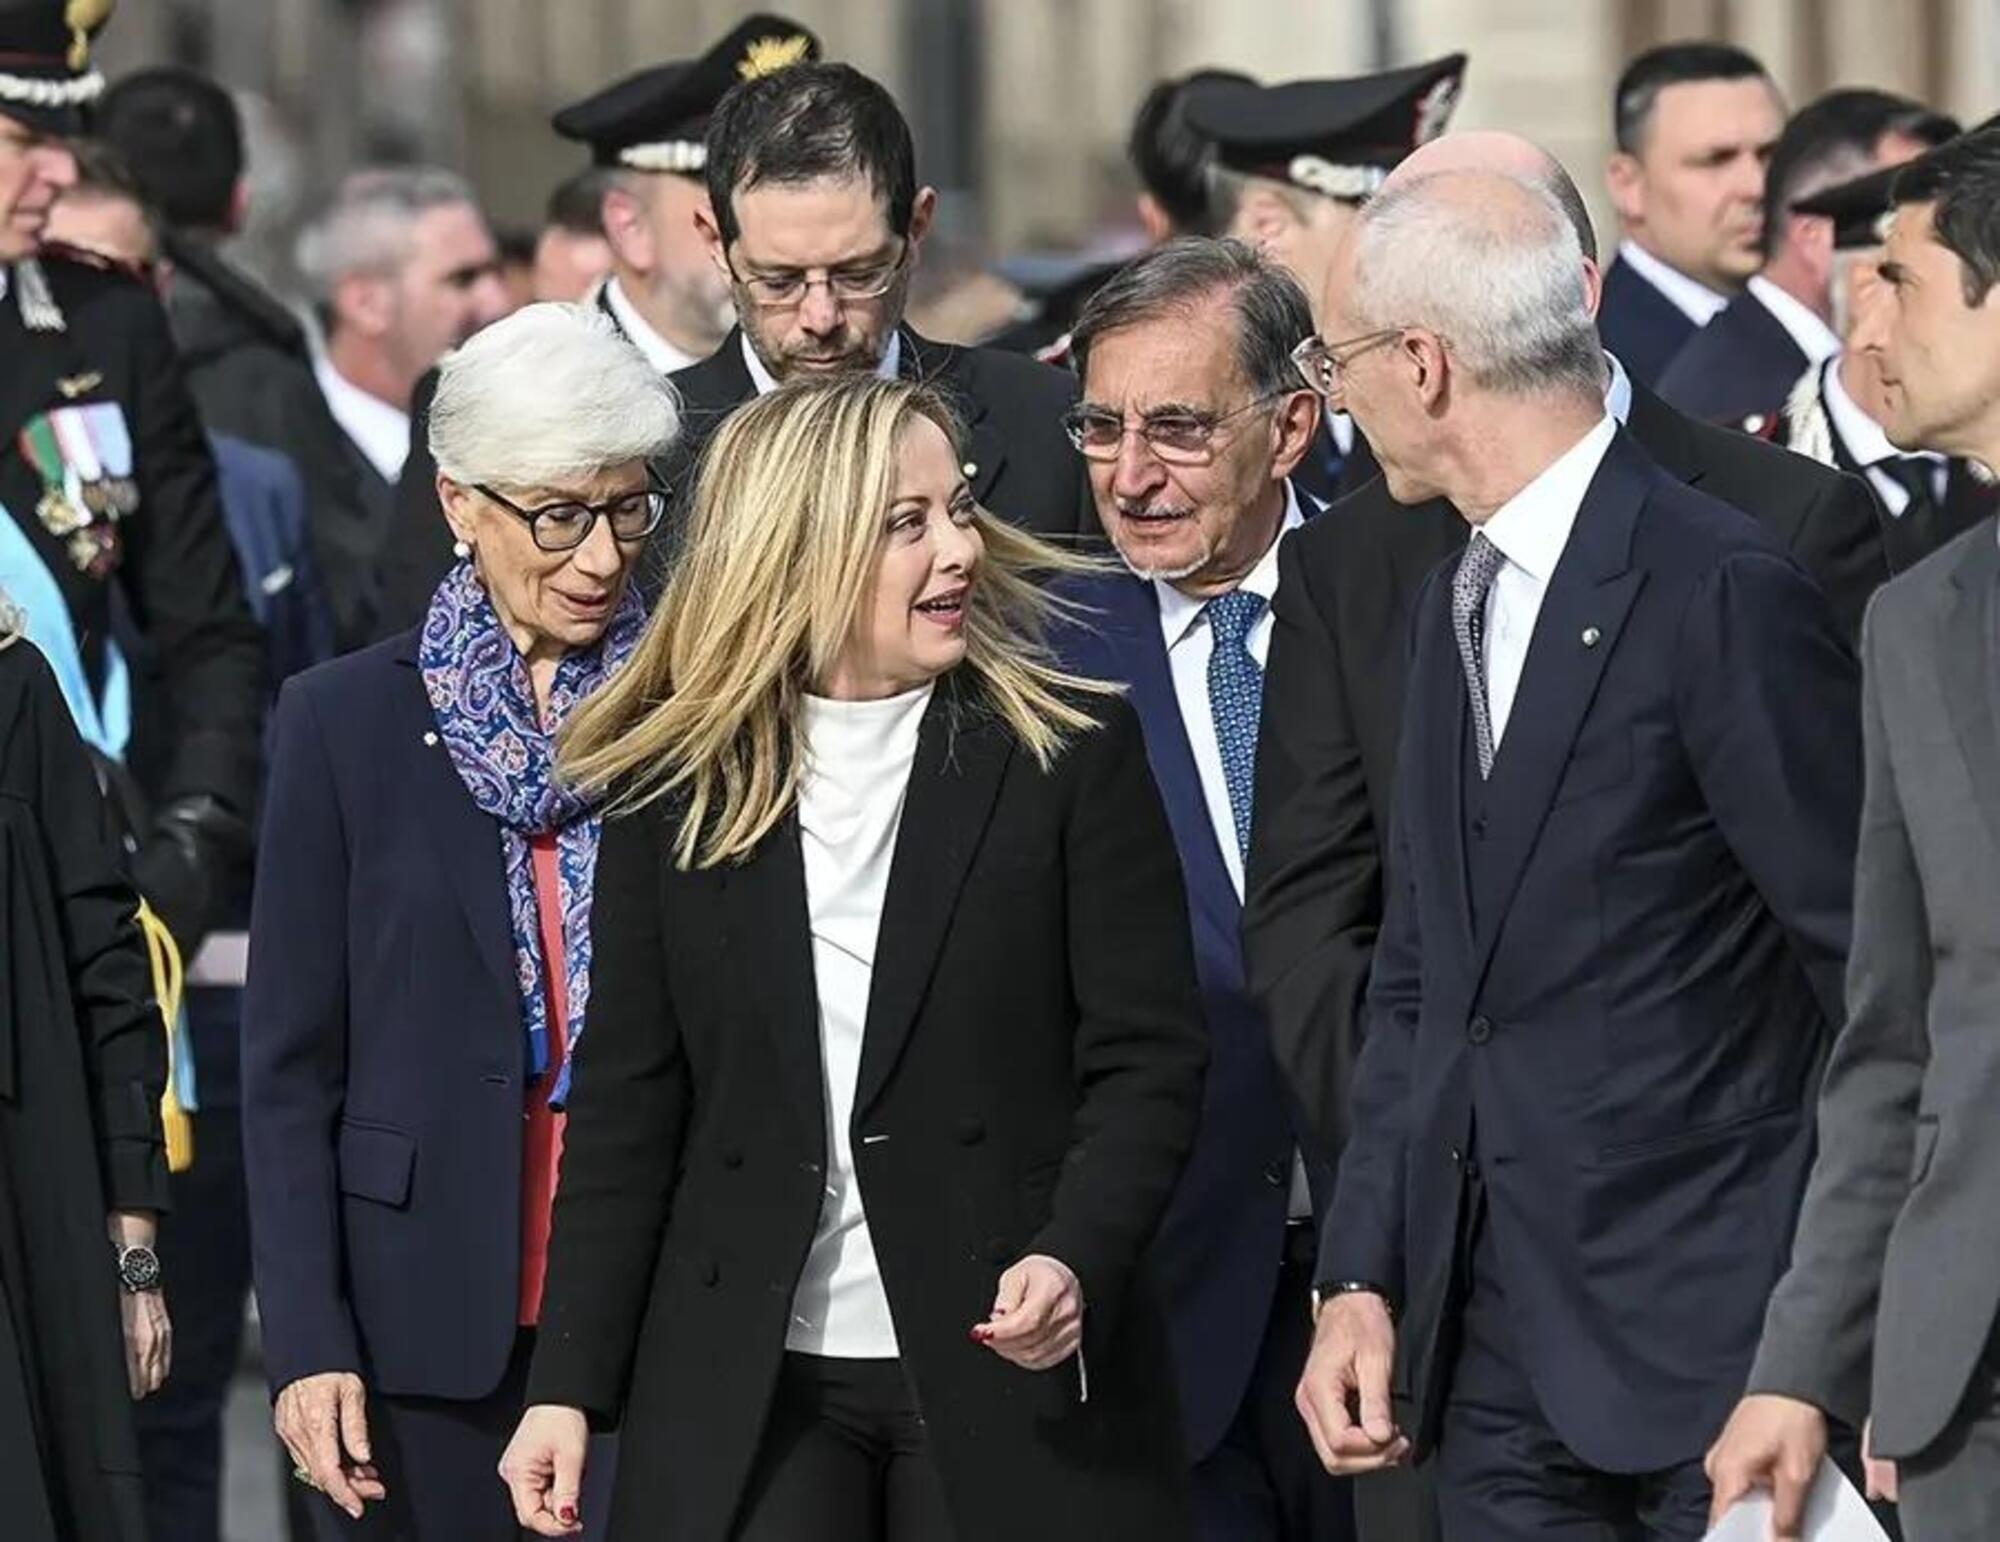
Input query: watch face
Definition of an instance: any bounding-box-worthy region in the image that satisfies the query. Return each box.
[118,1245,162,1293]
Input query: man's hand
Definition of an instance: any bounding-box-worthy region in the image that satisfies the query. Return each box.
[1704,1393,1829,1541]
[500,1404,590,1536]
[973,1255,1084,1371]
[274,1371,386,1520]
[1296,1291,1409,1474]
[120,1288,171,1399]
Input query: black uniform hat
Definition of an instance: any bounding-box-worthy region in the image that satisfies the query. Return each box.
[1184,53,1468,203]
[552,13,820,174]
[0,0,112,134]
[1793,163,1904,251]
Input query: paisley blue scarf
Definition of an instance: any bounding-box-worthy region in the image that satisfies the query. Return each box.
[419,561,645,1104]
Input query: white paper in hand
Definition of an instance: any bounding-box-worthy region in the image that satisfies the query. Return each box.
[1702,1457,1891,1541]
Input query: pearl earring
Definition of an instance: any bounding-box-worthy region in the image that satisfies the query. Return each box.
[453,539,472,560]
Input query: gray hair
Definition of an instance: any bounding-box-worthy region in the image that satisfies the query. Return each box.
[294,165,481,303]
[428,302,682,489]
[1348,170,1603,399]
[1070,236,1314,398]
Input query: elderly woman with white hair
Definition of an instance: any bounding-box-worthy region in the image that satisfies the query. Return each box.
[241,302,678,1540]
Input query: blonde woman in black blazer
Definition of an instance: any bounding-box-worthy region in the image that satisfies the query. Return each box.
[500,377,1207,1542]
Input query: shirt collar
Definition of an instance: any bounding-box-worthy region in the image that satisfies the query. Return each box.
[601,275,701,375]
[1156,482,1305,652]
[313,354,411,483]
[1477,414,1617,585]
[1747,275,1841,367]
[1617,239,1730,327]
[1602,350,1634,424]
[742,328,903,396]
[1821,354,1941,469]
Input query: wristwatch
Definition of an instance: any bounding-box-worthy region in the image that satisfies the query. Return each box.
[114,1243,163,1295]
[1311,1279,1393,1321]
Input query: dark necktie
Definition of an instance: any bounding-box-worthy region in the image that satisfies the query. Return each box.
[1877,456,1941,522]
[1204,589,1267,860]
[1452,532,1507,778]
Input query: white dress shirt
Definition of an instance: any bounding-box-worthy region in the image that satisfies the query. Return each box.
[788,681,934,1358]
[1154,486,1305,900]
[1821,357,1946,517]
[1747,276,1841,368]
[312,356,410,484]
[743,329,902,396]
[1474,415,1619,747]
[1617,239,1730,329]
[598,275,701,376]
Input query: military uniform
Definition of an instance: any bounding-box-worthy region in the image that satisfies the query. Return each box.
[0,7,262,955]
[1182,55,1468,507]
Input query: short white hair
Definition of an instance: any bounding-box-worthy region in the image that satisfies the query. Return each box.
[428,303,681,488]
[1348,169,1603,398]
[294,165,479,302]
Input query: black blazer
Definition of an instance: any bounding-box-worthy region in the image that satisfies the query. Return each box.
[1656,287,1811,426]
[1243,379,1884,1163]
[526,678,1206,1542]
[242,632,533,1402]
[1597,256,1699,387]
[1324,431,1859,1470]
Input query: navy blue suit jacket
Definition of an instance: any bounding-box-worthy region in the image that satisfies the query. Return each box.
[1655,289,1810,427]
[209,433,334,689]
[1055,537,1327,1462]
[1321,431,1860,1472]
[242,630,529,1400]
[1598,257,1700,388]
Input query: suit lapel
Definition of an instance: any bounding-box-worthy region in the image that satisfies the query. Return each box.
[853,676,1014,1118]
[1623,380,1703,489]
[718,813,826,1136]
[903,330,1007,505]
[393,649,517,1004]
[1467,434,1650,987]
[1939,532,2000,855]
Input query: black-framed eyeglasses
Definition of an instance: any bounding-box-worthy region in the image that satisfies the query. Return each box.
[1290,327,1407,397]
[724,241,911,310]
[473,478,667,552]
[1061,391,1291,465]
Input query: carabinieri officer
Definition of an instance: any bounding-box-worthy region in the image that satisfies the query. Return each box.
[0,0,263,956]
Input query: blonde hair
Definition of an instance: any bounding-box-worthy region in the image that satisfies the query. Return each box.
[560,376,1113,869]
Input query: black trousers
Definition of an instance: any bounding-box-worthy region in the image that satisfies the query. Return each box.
[1193,1225,1359,1542]
[732,1354,955,1542]
[1434,1181,1708,1542]
[302,1331,616,1542]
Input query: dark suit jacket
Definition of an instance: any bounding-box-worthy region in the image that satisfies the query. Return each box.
[372,366,450,642]
[1243,380,1885,1163]
[1597,256,1701,388]
[208,434,334,688]
[242,631,532,1401]
[1054,552,1325,1462]
[524,678,1205,1542]
[1656,287,1812,426]
[1322,431,1860,1472]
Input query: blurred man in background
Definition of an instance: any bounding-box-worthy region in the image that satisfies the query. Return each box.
[95,65,381,652]
[294,167,506,506]
[1600,43,1784,384]
[531,168,613,303]
[1659,88,1957,424]
[1182,55,1466,503]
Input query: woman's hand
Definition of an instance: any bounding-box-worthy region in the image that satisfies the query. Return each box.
[274,1371,385,1520]
[973,1254,1084,1371]
[500,1404,591,1536]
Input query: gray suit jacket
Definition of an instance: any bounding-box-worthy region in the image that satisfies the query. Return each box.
[1748,515,2000,1460]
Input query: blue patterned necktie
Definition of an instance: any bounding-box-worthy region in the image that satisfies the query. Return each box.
[1453,531,1506,778]
[1205,588,1268,860]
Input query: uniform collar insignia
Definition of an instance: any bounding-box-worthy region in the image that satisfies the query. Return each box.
[58,371,102,399]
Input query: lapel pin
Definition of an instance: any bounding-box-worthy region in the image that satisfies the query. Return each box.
[962,460,978,478]
[57,371,103,399]
[1581,626,1602,648]
[423,731,439,747]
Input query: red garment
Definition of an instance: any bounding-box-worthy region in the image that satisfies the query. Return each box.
[519,832,571,1326]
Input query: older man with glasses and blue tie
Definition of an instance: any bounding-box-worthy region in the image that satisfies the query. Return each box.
[1053,235,1363,1542]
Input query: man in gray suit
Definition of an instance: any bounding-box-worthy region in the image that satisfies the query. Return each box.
[1706,125,2000,1542]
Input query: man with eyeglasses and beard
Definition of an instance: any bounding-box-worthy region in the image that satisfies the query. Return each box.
[656,59,1098,557]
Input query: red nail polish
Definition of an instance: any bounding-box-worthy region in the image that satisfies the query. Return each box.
[560,1504,578,1524]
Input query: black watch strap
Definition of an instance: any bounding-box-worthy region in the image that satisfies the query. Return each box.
[1311,1279,1394,1319]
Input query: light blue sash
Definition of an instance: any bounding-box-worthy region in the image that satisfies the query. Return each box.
[0,496,130,759]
